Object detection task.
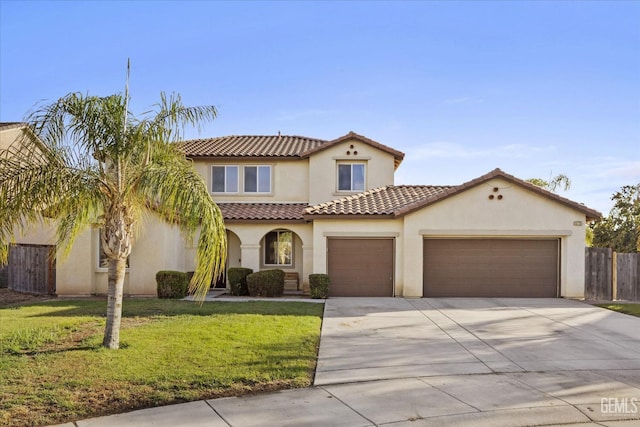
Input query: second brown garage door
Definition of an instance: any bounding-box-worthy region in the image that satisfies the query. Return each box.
[327,238,394,297]
[423,239,559,297]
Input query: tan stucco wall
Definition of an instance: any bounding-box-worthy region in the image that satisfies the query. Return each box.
[308,138,396,205]
[55,229,94,296]
[0,126,24,151]
[11,220,56,246]
[56,215,186,296]
[402,177,588,298]
[192,158,310,202]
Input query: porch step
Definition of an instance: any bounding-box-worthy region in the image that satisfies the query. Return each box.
[284,272,299,292]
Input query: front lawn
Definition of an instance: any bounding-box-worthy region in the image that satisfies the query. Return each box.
[597,303,640,318]
[0,298,324,426]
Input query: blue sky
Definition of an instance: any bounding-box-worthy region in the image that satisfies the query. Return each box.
[1,1,638,214]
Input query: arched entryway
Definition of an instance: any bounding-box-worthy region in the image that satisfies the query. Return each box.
[260,228,303,292]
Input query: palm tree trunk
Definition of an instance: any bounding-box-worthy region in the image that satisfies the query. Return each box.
[103,257,127,349]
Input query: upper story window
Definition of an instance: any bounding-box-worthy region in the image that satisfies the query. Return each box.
[244,165,271,193]
[212,166,239,193]
[338,163,365,192]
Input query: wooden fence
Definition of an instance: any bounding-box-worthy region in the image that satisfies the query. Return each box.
[0,264,7,288]
[585,247,640,301]
[7,244,56,295]
[617,252,640,300]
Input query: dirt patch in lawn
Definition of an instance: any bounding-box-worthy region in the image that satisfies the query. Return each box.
[0,288,53,307]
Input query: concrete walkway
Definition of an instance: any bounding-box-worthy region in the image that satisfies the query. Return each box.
[55,298,640,426]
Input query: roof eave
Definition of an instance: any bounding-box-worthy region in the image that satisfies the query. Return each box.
[302,213,395,220]
[223,218,307,224]
[186,154,303,161]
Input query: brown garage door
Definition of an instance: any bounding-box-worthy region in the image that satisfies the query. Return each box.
[423,239,559,297]
[328,238,394,297]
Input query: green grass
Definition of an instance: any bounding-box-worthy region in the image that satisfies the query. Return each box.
[0,298,324,427]
[597,303,640,318]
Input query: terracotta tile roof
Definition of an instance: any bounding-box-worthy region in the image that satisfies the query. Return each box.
[304,185,454,217]
[181,135,327,158]
[180,131,405,167]
[217,203,308,222]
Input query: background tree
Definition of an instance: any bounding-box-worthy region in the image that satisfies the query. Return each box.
[0,92,226,349]
[591,184,640,253]
[527,173,571,192]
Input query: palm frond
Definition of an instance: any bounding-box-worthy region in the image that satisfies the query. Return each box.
[137,160,226,300]
[146,92,217,143]
[3,91,222,297]
[1,139,71,264]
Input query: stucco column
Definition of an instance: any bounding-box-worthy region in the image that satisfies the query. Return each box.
[302,244,314,292]
[240,244,261,273]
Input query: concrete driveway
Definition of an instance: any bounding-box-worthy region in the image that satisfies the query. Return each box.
[312,297,640,425]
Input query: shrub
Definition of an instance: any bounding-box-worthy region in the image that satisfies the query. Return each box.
[227,267,253,296]
[156,271,188,299]
[247,269,285,297]
[309,274,330,299]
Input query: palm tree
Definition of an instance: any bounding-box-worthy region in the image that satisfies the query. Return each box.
[0,92,226,349]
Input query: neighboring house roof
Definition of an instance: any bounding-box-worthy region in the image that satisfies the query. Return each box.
[0,122,46,154]
[180,131,405,167]
[0,122,27,131]
[305,168,602,221]
[217,203,308,223]
[304,185,454,218]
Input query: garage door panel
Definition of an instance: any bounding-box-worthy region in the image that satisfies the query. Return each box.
[423,239,558,298]
[328,238,394,297]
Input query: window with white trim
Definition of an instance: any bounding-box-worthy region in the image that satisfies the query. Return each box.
[264,230,292,266]
[337,163,365,192]
[244,165,271,193]
[212,165,239,193]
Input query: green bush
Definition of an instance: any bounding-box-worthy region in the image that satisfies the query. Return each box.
[156,271,188,299]
[247,269,285,297]
[227,267,253,296]
[309,274,330,299]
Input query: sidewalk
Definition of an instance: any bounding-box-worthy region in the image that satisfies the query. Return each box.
[55,373,640,427]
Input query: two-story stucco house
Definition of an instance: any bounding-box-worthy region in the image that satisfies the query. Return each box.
[4,127,600,298]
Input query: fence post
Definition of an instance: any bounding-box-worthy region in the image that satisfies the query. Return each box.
[612,251,617,300]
